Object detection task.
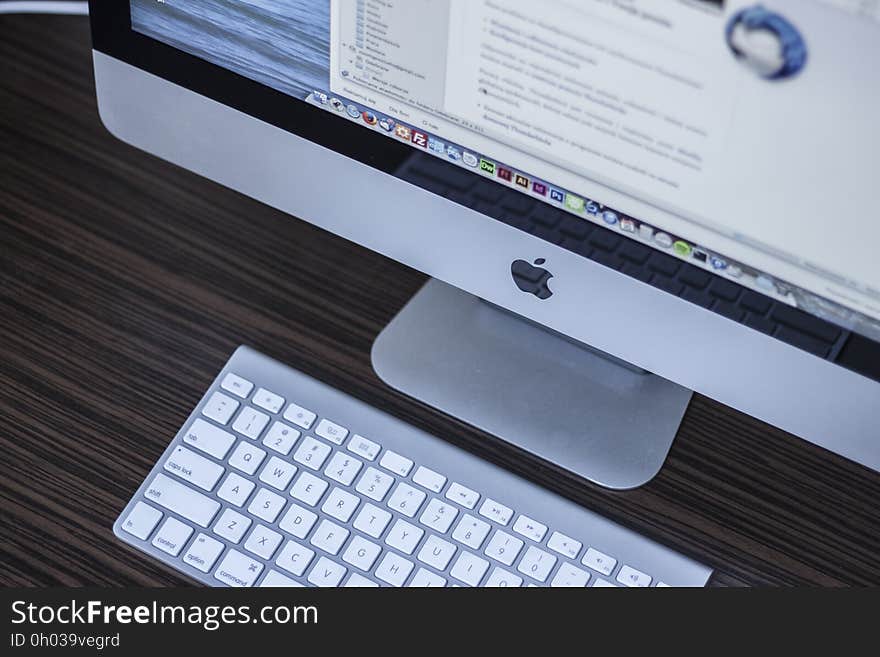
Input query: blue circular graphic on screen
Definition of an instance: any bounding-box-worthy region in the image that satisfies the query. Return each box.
[725,5,807,80]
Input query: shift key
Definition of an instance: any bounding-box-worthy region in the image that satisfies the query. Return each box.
[144,474,220,527]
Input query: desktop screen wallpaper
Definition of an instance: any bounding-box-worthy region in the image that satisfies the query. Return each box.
[131,0,331,100]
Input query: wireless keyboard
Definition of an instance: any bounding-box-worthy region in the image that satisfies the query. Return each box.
[114,346,712,587]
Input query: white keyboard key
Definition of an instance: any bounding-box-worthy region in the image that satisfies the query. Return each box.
[213,508,251,544]
[485,567,523,587]
[547,531,582,561]
[342,535,382,571]
[355,467,394,502]
[202,391,239,425]
[244,524,283,560]
[258,456,297,491]
[120,501,162,540]
[353,503,393,539]
[164,446,224,491]
[247,487,287,523]
[227,441,266,476]
[412,466,446,493]
[479,498,513,525]
[308,557,347,587]
[512,515,547,543]
[275,540,315,577]
[387,482,426,518]
[283,402,316,430]
[517,546,557,582]
[321,487,360,523]
[324,452,363,486]
[592,578,617,587]
[551,563,590,587]
[450,551,490,586]
[375,552,414,587]
[657,582,671,588]
[214,549,263,587]
[216,472,255,507]
[379,450,413,477]
[144,474,220,527]
[253,387,285,414]
[232,406,270,440]
[315,418,349,445]
[452,514,491,550]
[289,471,329,507]
[262,421,300,455]
[221,372,253,399]
[581,547,617,576]
[417,534,457,571]
[617,564,652,588]
[260,570,304,587]
[151,517,193,557]
[182,418,235,460]
[183,533,224,573]
[385,519,424,555]
[409,568,446,587]
[293,436,331,471]
[419,498,458,534]
[279,503,318,539]
[310,519,349,555]
[445,482,479,509]
[484,530,524,566]
[347,434,380,461]
[345,573,379,587]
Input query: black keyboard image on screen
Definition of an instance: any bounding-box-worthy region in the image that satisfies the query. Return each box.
[397,155,853,364]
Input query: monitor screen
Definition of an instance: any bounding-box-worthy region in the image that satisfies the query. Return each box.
[129,0,880,341]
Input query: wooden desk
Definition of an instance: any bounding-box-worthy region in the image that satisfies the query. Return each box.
[1,15,878,586]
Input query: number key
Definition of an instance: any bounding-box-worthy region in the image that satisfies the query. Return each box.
[293,436,331,471]
[451,514,491,550]
[202,391,239,425]
[386,482,426,518]
[355,466,394,502]
[517,546,557,583]
[324,452,363,486]
[262,421,300,455]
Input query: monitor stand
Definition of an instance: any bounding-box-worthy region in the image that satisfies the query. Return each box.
[371,279,693,490]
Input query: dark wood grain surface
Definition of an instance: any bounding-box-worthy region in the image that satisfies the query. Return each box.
[1,15,878,587]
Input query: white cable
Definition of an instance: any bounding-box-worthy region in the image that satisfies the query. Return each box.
[0,2,88,14]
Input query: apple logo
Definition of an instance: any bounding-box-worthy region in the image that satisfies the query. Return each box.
[511,258,554,299]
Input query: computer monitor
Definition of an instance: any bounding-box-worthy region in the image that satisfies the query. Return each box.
[90,0,880,487]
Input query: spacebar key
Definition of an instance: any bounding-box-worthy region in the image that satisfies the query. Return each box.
[144,474,220,527]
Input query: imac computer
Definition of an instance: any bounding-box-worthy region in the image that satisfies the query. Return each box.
[91,0,880,489]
